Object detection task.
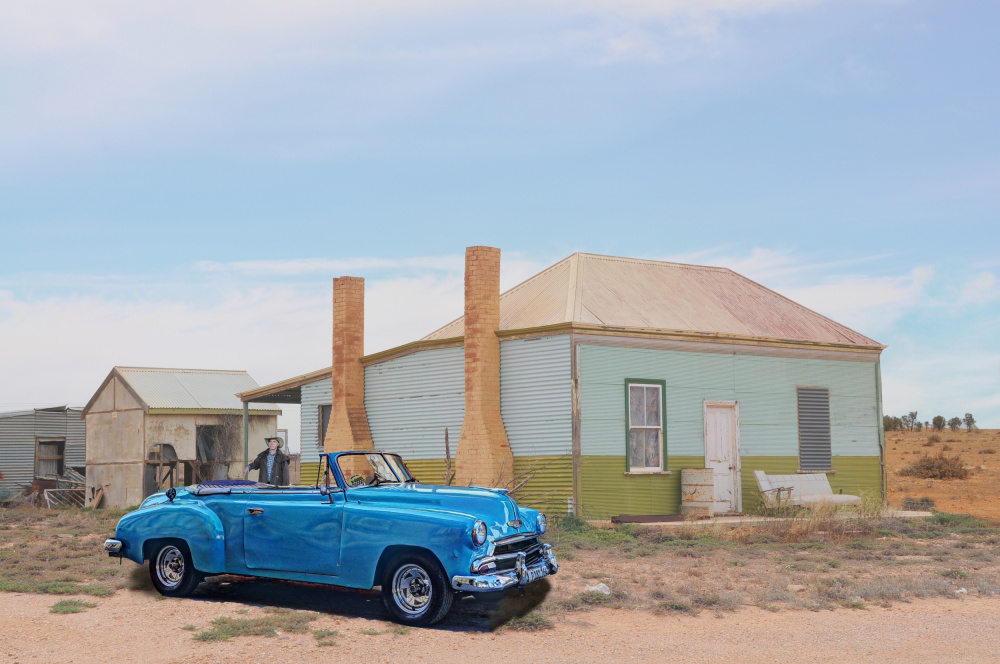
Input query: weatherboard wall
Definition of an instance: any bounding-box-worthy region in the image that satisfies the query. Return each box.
[300,377,332,462]
[356,335,573,512]
[364,345,465,461]
[578,343,881,518]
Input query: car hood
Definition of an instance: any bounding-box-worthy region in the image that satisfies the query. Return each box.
[349,483,536,540]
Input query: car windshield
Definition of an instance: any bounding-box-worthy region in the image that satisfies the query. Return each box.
[337,453,401,488]
[385,454,415,482]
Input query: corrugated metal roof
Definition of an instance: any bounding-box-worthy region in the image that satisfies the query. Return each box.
[422,253,881,347]
[114,367,280,413]
[0,409,36,419]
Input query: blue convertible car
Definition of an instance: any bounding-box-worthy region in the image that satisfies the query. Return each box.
[104,451,557,625]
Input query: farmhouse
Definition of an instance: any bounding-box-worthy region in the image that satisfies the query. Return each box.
[241,248,886,519]
[82,367,280,508]
[0,406,85,501]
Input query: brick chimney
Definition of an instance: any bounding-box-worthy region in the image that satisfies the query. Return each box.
[323,276,373,453]
[454,246,514,487]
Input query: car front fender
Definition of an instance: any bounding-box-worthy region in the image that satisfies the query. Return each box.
[340,505,481,588]
[114,502,226,573]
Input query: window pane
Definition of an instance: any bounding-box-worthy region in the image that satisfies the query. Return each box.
[645,386,661,427]
[37,458,59,476]
[645,429,661,468]
[629,386,645,427]
[629,429,646,468]
[39,443,61,457]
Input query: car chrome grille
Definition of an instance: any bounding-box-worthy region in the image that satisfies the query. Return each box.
[491,535,543,572]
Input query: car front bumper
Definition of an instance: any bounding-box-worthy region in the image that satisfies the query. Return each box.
[104,538,123,558]
[451,543,558,592]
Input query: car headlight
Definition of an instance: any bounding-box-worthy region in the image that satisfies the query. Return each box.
[472,520,488,546]
[536,514,547,534]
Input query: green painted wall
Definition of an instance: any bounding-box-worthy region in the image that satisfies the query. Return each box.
[385,455,572,517]
[300,462,321,483]
[578,454,882,518]
[579,455,705,519]
[739,456,883,513]
[830,455,883,502]
[578,343,883,518]
[579,345,880,458]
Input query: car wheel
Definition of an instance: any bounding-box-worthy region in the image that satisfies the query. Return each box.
[380,551,453,626]
[148,541,202,598]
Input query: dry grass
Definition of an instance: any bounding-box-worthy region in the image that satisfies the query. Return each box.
[530,506,1000,623]
[3,501,998,632]
[0,506,133,597]
[192,607,320,642]
[50,599,97,614]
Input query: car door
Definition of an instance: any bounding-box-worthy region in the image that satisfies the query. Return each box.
[243,489,344,576]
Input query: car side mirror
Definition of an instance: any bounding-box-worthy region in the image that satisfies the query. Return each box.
[319,484,330,497]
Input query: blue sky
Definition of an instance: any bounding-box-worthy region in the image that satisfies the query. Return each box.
[1,0,997,440]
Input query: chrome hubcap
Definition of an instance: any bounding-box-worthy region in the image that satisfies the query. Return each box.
[155,546,185,589]
[392,564,432,616]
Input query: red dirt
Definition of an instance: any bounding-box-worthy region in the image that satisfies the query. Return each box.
[2,590,999,664]
[886,428,1000,519]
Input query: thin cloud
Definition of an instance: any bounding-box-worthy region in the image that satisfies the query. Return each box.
[958,271,997,305]
[195,256,466,276]
[2,246,997,429]
[0,0,829,168]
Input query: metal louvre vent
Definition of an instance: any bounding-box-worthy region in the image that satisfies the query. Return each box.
[797,387,832,471]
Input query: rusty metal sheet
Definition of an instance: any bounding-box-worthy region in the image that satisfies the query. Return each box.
[422,253,881,347]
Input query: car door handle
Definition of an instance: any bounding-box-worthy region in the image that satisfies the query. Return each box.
[247,508,264,515]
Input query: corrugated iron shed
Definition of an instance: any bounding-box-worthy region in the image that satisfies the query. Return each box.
[422,253,882,348]
[82,367,280,416]
[0,407,86,496]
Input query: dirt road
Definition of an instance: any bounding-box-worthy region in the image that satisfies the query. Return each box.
[2,590,998,664]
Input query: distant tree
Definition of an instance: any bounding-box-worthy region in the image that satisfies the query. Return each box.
[908,411,919,432]
[932,415,946,431]
[883,415,903,431]
[948,417,962,432]
[964,413,977,432]
[924,421,930,429]
[915,421,923,432]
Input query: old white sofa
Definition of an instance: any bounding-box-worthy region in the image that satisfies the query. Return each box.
[753,470,862,508]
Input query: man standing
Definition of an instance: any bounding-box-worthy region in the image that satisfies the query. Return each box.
[244,437,290,485]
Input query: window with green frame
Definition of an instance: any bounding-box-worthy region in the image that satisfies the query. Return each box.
[626,380,666,471]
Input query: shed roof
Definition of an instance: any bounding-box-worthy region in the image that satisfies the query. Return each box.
[82,367,281,417]
[0,406,77,420]
[421,253,882,348]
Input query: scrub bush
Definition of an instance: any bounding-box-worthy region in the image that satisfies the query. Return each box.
[899,453,969,480]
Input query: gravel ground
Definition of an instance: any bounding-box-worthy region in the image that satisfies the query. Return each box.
[2,589,998,664]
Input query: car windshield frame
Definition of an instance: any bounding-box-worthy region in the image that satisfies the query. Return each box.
[384,454,415,483]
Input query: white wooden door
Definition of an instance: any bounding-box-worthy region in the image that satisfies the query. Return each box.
[705,402,740,513]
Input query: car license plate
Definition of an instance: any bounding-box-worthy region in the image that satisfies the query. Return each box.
[526,564,548,583]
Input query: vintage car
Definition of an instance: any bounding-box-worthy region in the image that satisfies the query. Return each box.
[104,451,557,625]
